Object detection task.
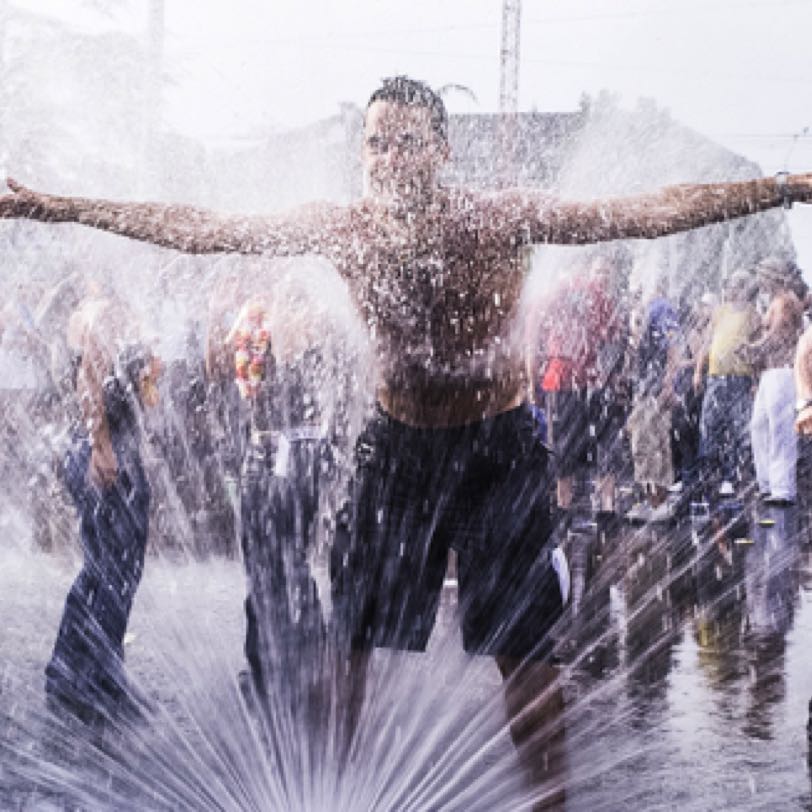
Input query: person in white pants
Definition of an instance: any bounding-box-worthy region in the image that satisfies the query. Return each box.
[749,259,806,504]
[752,367,798,502]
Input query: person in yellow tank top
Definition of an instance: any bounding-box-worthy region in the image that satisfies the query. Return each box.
[694,270,760,497]
[708,302,758,377]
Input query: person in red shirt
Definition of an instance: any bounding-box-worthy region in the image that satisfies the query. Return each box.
[530,254,628,525]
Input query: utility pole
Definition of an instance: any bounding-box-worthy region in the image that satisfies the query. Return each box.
[498,0,521,185]
[142,0,164,190]
[0,0,9,173]
[499,0,521,114]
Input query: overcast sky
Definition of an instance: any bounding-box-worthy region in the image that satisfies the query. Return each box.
[14,0,812,266]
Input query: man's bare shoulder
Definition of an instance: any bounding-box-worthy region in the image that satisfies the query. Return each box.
[775,290,805,320]
[778,289,803,308]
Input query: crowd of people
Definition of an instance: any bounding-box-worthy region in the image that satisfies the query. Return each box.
[2,75,812,807]
[529,252,812,534]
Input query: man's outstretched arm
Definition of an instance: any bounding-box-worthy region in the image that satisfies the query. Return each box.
[0,179,349,256]
[491,174,812,245]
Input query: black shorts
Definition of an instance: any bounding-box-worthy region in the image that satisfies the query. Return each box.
[330,404,564,661]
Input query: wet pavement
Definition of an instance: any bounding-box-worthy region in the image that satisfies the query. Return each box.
[562,499,812,811]
[2,497,812,810]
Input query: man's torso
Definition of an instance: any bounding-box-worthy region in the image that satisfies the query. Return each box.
[332,189,531,426]
[762,292,803,369]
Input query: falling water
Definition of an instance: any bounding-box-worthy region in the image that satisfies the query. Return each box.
[1,9,812,812]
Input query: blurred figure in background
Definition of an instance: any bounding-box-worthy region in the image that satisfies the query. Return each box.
[204,262,250,547]
[793,301,812,439]
[747,258,805,505]
[29,272,86,553]
[694,270,760,499]
[141,265,236,559]
[44,280,161,728]
[669,290,716,509]
[212,262,359,775]
[231,281,331,716]
[531,256,622,532]
[0,279,55,549]
[626,275,681,522]
[587,253,633,524]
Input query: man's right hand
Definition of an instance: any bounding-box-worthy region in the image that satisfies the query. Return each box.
[0,178,41,218]
[89,439,118,489]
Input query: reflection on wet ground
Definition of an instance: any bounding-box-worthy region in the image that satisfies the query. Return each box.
[563,498,812,810]
[2,496,812,810]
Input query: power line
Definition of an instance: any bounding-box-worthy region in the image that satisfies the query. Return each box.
[164,21,496,51]
[525,0,812,25]
[714,133,812,140]
[266,42,811,88]
[519,55,811,86]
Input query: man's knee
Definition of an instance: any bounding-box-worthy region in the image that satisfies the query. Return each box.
[495,656,561,690]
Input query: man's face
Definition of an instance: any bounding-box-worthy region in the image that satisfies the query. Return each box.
[726,279,753,305]
[588,258,614,286]
[363,100,448,204]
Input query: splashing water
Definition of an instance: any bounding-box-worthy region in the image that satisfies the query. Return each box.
[1,20,812,812]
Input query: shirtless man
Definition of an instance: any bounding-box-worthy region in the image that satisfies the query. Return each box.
[794,318,812,438]
[3,76,812,802]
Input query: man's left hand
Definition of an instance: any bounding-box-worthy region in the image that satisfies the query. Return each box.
[796,405,812,435]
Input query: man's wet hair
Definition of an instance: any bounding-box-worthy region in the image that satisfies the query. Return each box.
[367,76,448,144]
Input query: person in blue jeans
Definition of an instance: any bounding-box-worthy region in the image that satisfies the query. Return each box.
[45,291,161,727]
[694,271,760,498]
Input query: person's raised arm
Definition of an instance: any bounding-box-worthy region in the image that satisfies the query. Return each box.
[487,174,812,245]
[0,179,351,257]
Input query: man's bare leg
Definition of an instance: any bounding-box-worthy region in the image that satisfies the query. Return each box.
[556,477,574,510]
[496,656,567,811]
[597,474,616,513]
[334,649,370,773]
[648,483,668,508]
